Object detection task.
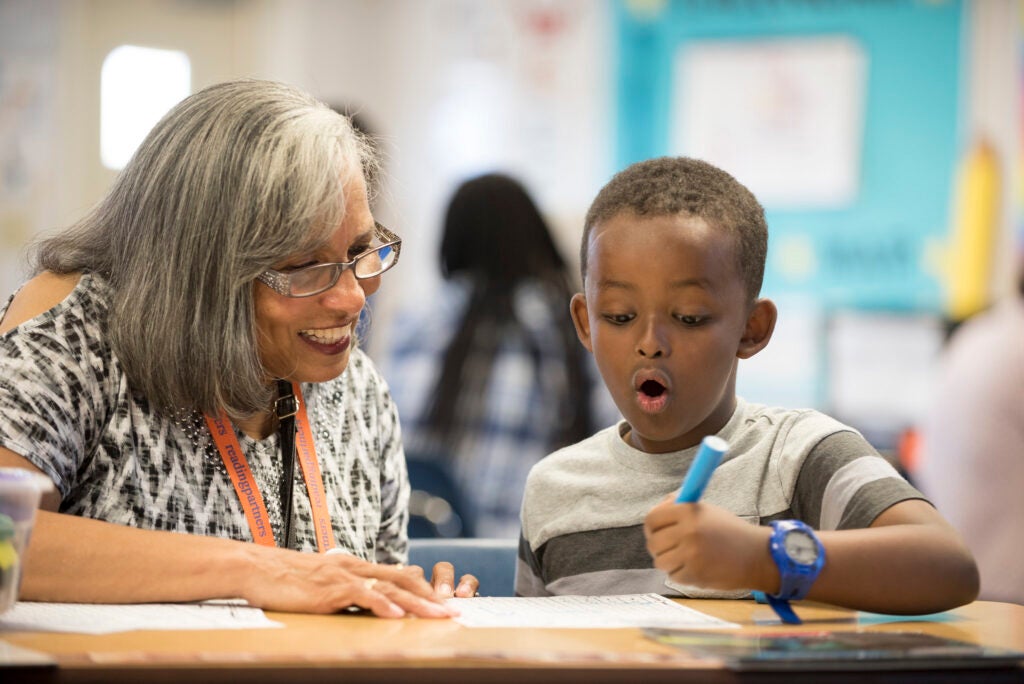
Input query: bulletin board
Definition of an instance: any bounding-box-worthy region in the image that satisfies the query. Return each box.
[614,0,964,312]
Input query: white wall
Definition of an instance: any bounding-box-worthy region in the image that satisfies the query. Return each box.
[290,0,613,351]
[0,0,61,295]
[0,0,1018,375]
[0,0,612,353]
[965,0,1021,299]
[0,0,286,294]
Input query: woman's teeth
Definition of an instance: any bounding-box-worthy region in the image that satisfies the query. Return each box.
[300,327,346,344]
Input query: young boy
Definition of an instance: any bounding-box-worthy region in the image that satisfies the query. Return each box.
[515,157,978,616]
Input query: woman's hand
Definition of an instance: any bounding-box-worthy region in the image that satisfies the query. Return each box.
[426,561,479,598]
[240,547,460,618]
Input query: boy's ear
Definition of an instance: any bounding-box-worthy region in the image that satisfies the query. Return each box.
[737,298,777,359]
[569,293,594,352]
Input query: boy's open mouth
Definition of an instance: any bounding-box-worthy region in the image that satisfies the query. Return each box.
[640,379,666,397]
[634,373,670,414]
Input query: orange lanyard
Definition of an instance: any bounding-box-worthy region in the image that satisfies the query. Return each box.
[204,384,337,552]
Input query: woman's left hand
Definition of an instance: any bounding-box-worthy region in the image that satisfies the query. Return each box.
[427,562,479,598]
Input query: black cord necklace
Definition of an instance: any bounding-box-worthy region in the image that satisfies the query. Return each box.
[274,379,299,548]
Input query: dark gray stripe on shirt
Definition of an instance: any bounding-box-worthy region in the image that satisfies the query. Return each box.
[537,524,651,583]
[518,532,544,577]
[792,431,925,529]
[549,568,676,596]
[791,431,874,527]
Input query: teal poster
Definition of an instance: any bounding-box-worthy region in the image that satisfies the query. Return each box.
[614,0,963,311]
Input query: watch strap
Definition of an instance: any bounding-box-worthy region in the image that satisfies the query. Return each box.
[766,594,803,625]
[766,520,826,626]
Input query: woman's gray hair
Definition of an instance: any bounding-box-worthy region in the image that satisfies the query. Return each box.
[30,79,379,420]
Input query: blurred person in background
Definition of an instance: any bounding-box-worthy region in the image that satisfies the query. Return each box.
[918,262,1024,605]
[384,173,612,538]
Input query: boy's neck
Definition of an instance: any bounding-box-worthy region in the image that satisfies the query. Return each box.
[620,397,742,454]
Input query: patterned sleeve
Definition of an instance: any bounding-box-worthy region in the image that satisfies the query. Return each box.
[0,288,110,499]
[372,371,410,565]
[791,431,929,531]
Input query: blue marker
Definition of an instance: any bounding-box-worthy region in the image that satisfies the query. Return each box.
[675,435,729,503]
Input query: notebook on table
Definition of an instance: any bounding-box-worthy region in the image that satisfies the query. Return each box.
[643,628,1024,671]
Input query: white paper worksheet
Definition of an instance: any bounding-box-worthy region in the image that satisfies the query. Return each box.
[0,600,283,634]
[448,593,739,629]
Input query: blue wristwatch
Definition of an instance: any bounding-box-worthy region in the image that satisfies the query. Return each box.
[766,520,825,624]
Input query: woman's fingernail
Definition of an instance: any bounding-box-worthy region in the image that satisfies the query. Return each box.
[438,582,453,596]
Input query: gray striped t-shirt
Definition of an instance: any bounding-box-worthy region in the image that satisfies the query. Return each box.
[515,398,925,597]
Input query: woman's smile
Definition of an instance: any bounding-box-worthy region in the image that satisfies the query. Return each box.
[299,325,351,354]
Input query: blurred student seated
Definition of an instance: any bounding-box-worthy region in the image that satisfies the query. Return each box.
[918,268,1024,606]
[383,173,615,538]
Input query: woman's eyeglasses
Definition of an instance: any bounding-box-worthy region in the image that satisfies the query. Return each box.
[257,223,401,298]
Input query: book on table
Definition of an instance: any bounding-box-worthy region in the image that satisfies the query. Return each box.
[643,628,1024,671]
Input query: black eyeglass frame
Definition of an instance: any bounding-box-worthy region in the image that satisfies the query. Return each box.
[256,223,401,298]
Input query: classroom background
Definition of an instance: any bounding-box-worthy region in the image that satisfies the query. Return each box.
[1,0,1020,535]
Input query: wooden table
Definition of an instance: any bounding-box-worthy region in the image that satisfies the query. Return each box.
[2,599,1023,683]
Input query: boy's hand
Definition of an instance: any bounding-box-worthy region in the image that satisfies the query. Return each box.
[427,561,479,598]
[644,500,772,592]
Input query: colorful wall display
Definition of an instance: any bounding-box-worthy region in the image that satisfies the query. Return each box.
[614,0,963,312]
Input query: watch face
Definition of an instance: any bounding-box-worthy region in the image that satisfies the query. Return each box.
[784,530,819,565]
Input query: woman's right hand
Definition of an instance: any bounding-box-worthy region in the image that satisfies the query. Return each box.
[5,450,451,618]
[239,546,458,618]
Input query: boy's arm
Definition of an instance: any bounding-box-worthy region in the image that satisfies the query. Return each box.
[645,498,978,614]
[801,498,979,614]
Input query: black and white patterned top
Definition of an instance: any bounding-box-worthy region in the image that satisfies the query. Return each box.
[0,273,409,562]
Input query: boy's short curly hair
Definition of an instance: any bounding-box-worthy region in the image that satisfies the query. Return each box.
[581,157,768,301]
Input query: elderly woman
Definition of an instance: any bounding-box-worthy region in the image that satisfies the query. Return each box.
[0,80,475,616]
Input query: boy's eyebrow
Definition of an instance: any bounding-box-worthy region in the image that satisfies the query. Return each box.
[668,277,712,290]
[595,278,633,291]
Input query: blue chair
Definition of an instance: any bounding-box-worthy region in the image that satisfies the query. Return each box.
[407,538,519,597]
[406,456,473,538]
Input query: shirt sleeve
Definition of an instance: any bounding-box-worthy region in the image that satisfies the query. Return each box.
[791,430,929,531]
[0,293,110,499]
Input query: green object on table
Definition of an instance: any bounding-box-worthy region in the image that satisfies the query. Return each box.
[0,513,17,571]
